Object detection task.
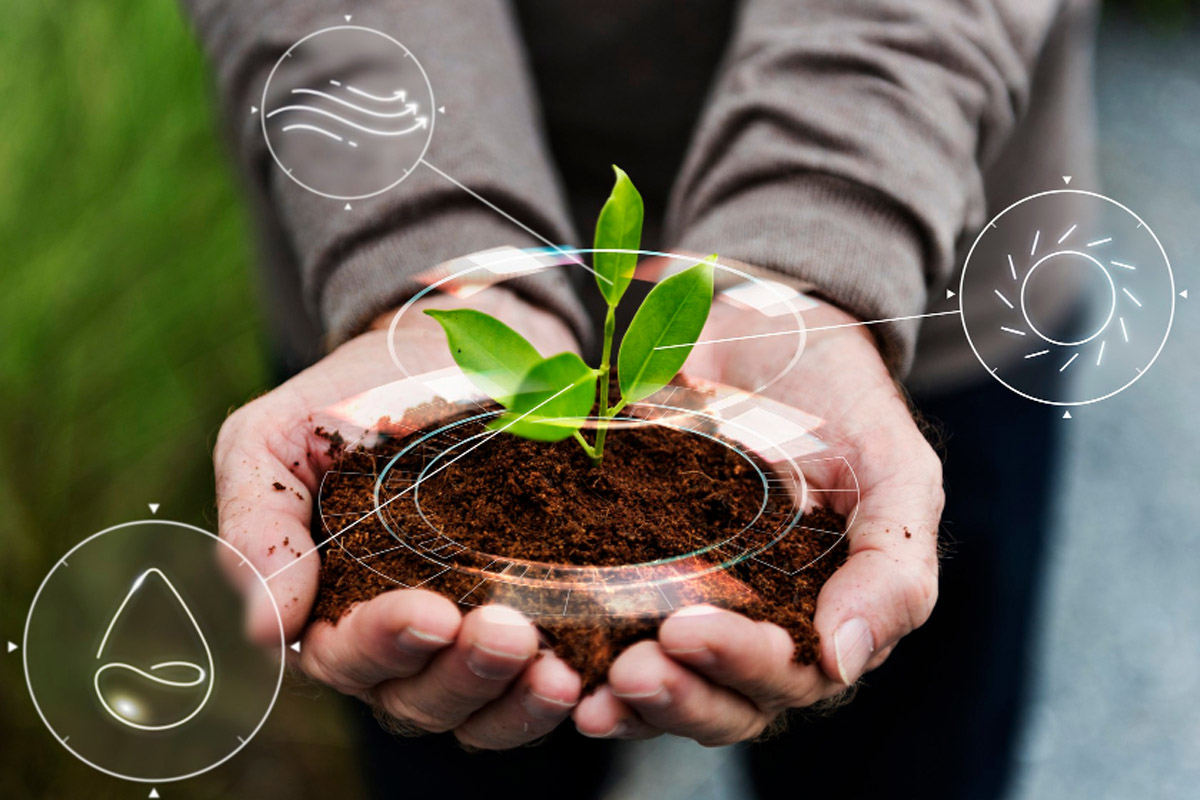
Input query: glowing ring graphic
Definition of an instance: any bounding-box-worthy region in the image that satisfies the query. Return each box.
[385,247,810,399]
[317,385,858,620]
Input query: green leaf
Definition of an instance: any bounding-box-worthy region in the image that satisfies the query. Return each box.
[489,352,598,442]
[593,165,644,306]
[423,309,542,407]
[617,255,715,404]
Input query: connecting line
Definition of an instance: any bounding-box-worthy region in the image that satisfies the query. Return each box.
[264,379,584,583]
[417,157,610,285]
[655,309,962,350]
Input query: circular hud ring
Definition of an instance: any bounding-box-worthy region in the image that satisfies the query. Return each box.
[261,25,436,200]
[384,247,812,399]
[960,189,1174,405]
[318,385,859,621]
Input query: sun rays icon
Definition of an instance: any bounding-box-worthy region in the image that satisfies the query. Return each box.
[991,226,1142,374]
[960,188,1175,406]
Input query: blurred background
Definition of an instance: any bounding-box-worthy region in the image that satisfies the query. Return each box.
[1,1,1196,798]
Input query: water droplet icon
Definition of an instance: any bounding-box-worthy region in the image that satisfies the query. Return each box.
[93,568,214,731]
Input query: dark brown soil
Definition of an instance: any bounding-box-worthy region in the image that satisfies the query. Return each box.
[311,409,847,691]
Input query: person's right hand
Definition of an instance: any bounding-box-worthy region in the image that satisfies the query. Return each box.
[213,286,585,749]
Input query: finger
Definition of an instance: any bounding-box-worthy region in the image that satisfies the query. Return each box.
[813,429,943,685]
[658,605,834,711]
[608,640,768,746]
[454,651,581,749]
[572,685,661,740]
[214,401,323,646]
[371,604,538,733]
[298,589,460,693]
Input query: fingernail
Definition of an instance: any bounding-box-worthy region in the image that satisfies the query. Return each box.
[581,721,628,739]
[612,685,672,709]
[397,626,452,654]
[834,617,875,684]
[663,645,715,667]
[478,604,528,627]
[673,604,721,619]
[522,689,575,720]
[466,642,528,680]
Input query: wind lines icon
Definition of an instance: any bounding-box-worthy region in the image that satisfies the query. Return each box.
[93,568,214,732]
[267,80,428,148]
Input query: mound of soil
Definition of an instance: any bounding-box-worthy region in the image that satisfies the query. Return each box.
[311,409,847,691]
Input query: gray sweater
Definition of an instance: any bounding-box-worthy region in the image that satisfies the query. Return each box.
[182,0,1098,384]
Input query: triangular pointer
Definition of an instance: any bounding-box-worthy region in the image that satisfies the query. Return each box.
[345,15,352,22]
[1062,176,1072,185]
[1062,411,1072,419]
[946,289,956,300]
[148,503,160,514]
[250,106,258,115]
[344,203,352,211]
[149,790,160,799]
[6,641,17,653]
[290,641,301,653]
[438,106,446,114]
[1181,289,1188,299]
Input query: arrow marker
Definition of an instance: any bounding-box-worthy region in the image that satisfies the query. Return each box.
[1062,411,1072,419]
[6,642,17,653]
[251,106,258,115]
[946,289,956,300]
[1062,176,1072,185]
[344,203,352,211]
[149,790,160,799]
[344,15,352,22]
[148,503,160,514]
[1181,289,1189,299]
[438,106,446,114]
[290,641,301,653]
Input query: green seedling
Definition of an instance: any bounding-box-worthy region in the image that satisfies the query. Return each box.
[426,166,714,465]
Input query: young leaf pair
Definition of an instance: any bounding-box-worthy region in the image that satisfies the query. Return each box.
[427,166,715,465]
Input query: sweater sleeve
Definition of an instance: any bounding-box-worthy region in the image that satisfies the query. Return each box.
[181,0,588,346]
[665,0,1075,374]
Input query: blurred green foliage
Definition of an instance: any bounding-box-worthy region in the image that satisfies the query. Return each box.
[0,1,358,797]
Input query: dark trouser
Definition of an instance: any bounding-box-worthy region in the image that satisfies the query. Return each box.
[352,374,1060,800]
[749,375,1060,800]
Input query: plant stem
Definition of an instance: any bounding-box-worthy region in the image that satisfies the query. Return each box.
[591,304,617,463]
[572,431,598,461]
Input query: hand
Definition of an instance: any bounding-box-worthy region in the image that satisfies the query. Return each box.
[573,282,943,745]
[214,286,585,749]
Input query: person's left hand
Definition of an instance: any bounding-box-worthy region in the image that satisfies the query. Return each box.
[572,279,944,744]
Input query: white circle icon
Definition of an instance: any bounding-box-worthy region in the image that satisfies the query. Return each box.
[261,25,435,200]
[1020,250,1116,347]
[959,189,1174,406]
[22,520,284,783]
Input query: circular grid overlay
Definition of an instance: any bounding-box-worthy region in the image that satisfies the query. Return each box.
[318,395,859,620]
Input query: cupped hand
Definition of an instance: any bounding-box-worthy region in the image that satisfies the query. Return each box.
[213,286,584,748]
[574,279,944,745]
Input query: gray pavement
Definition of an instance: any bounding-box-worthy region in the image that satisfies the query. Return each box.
[1011,12,1200,800]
